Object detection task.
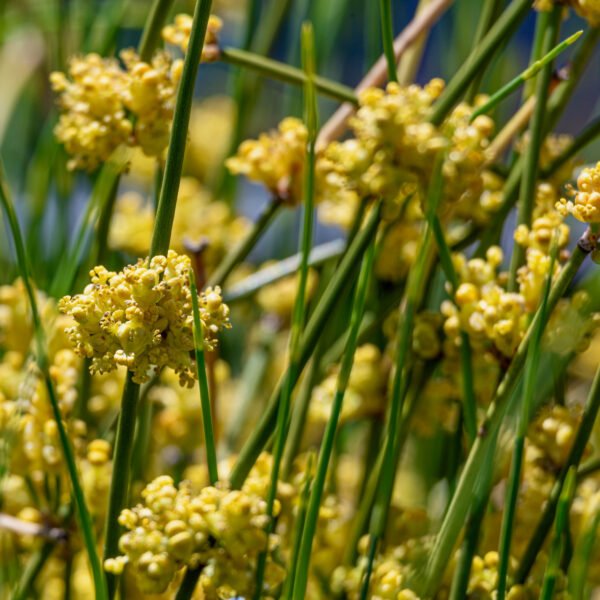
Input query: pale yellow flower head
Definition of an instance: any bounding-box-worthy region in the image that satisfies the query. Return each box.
[106,474,281,595]
[226,117,308,204]
[51,50,182,170]
[50,54,132,171]
[557,162,600,223]
[59,251,230,386]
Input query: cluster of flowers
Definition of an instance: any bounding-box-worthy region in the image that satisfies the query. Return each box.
[58,251,230,386]
[104,473,285,597]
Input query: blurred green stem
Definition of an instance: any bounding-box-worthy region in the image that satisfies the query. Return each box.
[291,235,376,600]
[423,233,593,596]
[507,6,561,289]
[220,48,358,104]
[0,160,107,599]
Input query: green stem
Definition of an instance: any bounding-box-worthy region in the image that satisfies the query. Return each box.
[422,236,592,597]
[219,47,358,104]
[507,6,561,290]
[150,0,215,257]
[281,342,325,480]
[448,436,497,600]
[282,454,314,598]
[253,24,318,597]
[568,508,600,599]
[189,270,219,485]
[103,373,140,599]
[138,0,175,61]
[428,212,477,444]
[361,160,445,592]
[464,0,503,102]
[206,198,282,289]
[228,204,382,490]
[496,243,557,600]
[291,235,377,600]
[0,161,107,600]
[470,30,582,122]
[515,363,600,584]
[379,0,397,82]
[428,0,530,126]
[539,467,577,600]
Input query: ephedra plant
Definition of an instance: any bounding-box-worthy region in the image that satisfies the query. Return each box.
[1,0,600,598]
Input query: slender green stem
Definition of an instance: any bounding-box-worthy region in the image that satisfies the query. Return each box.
[539,467,577,600]
[138,0,175,61]
[448,435,497,600]
[223,239,345,303]
[465,0,503,102]
[103,374,140,599]
[292,235,377,600]
[428,0,530,126]
[361,160,444,593]
[422,235,592,597]
[507,6,561,289]
[0,160,107,600]
[379,0,397,82]
[281,342,325,480]
[217,0,260,202]
[189,270,219,485]
[220,47,358,104]
[150,0,215,257]
[253,24,318,598]
[282,453,314,598]
[569,508,600,599]
[515,362,600,584]
[206,198,282,289]
[470,30,582,122]
[496,243,557,600]
[428,212,476,444]
[228,203,382,490]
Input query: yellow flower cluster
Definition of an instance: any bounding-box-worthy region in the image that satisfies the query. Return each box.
[226,117,308,204]
[162,14,223,62]
[105,475,284,596]
[309,344,388,424]
[557,162,600,223]
[442,247,528,357]
[51,50,182,170]
[109,177,250,269]
[58,251,230,386]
